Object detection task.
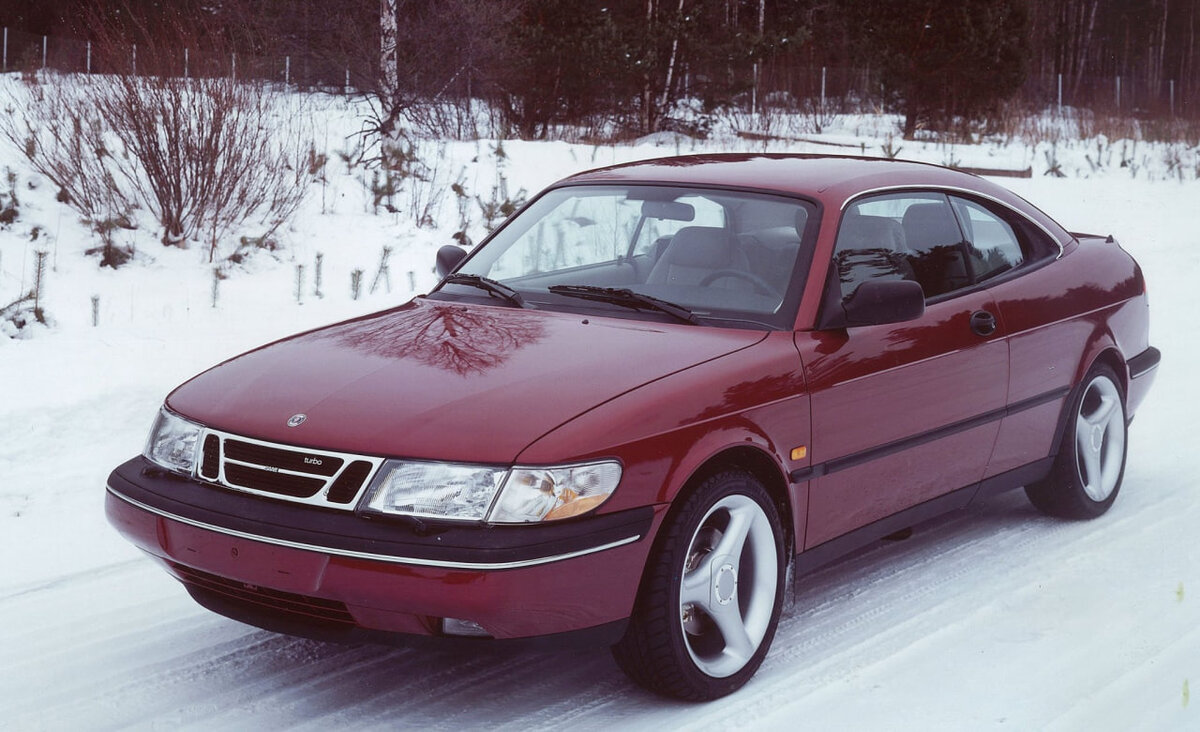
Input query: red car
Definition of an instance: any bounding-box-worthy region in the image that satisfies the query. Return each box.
[107,155,1159,700]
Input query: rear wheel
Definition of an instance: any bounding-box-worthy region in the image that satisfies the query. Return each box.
[612,470,784,700]
[1026,363,1127,519]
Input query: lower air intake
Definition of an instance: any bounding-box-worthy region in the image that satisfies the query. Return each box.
[171,563,355,625]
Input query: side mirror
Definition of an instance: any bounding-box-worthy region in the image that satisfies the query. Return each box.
[842,279,925,327]
[435,244,468,279]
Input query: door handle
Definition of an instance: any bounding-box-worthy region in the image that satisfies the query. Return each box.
[970,310,997,336]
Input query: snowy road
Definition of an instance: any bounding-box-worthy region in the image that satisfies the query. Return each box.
[2,453,1194,730]
[2,174,1196,729]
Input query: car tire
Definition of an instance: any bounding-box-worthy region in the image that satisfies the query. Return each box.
[612,469,785,701]
[1026,363,1128,520]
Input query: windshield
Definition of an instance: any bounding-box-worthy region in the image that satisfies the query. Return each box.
[442,184,818,329]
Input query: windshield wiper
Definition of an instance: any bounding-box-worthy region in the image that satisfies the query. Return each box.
[442,273,526,308]
[547,285,699,324]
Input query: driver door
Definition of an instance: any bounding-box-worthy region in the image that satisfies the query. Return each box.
[796,192,1009,548]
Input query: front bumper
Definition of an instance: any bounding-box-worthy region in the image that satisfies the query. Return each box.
[106,458,660,644]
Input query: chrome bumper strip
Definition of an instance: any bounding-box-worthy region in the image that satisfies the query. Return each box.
[107,484,641,571]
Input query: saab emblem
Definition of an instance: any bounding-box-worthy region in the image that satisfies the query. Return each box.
[286,413,307,428]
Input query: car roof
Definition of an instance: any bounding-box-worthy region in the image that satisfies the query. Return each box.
[562,154,964,196]
[559,153,1072,245]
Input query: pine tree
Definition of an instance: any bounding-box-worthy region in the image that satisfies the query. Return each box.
[853,0,1029,138]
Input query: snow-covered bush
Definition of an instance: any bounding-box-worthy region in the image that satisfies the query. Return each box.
[1,29,315,265]
[0,169,18,227]
[0,294,49,339]
[0,80,134,266]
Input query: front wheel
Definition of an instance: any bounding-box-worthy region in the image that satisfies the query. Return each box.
[1026,363,1127,519]
[612,470,785,700]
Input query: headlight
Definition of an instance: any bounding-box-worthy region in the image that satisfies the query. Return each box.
[143,407,203,475]
[362,460,621,523]
[490,462,622,523]
[364,462,507,521]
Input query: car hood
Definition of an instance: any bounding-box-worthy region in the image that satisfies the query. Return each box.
[167,298,767,463]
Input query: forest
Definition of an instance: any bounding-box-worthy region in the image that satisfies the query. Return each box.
[1,0,1197,140]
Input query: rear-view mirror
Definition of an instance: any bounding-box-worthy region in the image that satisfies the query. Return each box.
[641,200,695,222]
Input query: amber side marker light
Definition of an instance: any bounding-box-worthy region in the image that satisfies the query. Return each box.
[791,446,808,461]
[545,493,609,520]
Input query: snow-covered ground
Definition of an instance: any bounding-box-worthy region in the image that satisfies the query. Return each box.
[0,81,1195,729]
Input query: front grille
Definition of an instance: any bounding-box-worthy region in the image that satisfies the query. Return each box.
[200,434,220,480]
[199,429,383,510]
[224,463,325,497]
[224,439,344,477]
[328,461,373,504]
[171,563,355,625]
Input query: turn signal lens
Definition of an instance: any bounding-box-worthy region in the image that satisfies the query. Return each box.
[489,461,622,523]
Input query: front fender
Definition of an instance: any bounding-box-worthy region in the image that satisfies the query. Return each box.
[514,331,810,516]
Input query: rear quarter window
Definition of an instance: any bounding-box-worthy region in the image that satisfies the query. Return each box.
[951,197,1025,281]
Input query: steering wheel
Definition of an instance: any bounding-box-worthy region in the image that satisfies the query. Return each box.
[698,269,781,298]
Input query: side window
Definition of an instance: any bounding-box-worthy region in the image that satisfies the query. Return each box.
[951,197,1025,281]
[836,193,968,301]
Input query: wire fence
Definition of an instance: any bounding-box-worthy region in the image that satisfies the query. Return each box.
[3,25,1196,123]
[755,61,1199,120]
[0,26,354,90]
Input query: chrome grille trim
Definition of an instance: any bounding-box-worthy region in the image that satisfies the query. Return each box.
[200,428,386,510]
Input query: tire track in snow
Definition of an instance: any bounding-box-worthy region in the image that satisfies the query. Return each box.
[0,558,145,603]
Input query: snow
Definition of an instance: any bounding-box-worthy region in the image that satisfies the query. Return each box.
[1,77,1196,728]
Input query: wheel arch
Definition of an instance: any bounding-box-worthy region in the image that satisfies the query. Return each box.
[667,444,795,557]
[1089,347,1128,398]
[1051,345,1127,458]
[1074,324,1130,398]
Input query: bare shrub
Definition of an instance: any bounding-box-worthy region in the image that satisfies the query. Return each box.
[94,72,312,258]
[0,168,19,226]
[403,100,494,141]
[0,12,314,265]
[364,138,452,227]
[0,76,136,266]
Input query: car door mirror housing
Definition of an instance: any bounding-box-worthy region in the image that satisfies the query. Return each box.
[436,244,468,279]
[842,279,925,327]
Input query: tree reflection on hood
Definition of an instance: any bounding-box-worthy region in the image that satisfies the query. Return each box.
[319,300,546,376]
